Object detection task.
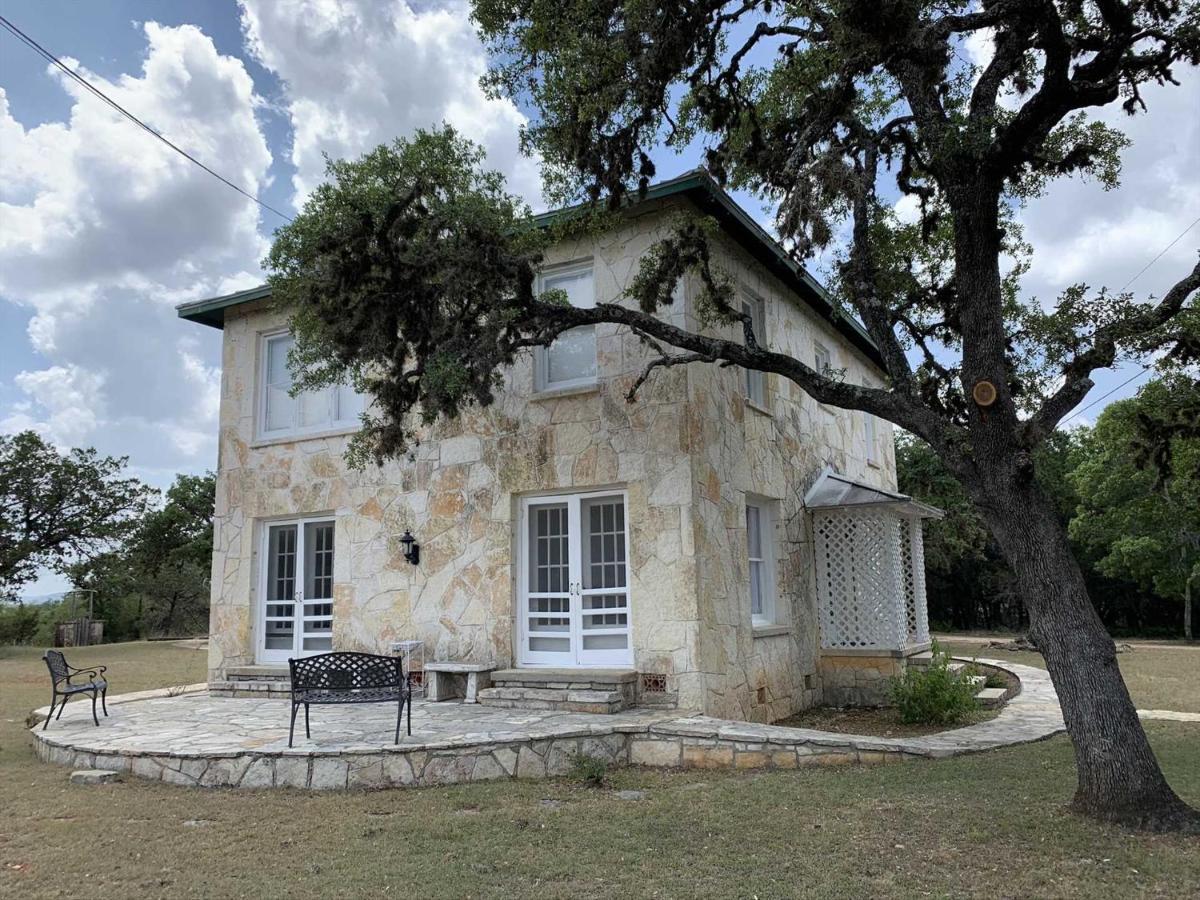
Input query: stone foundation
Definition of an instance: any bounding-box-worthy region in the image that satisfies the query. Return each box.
[819,645,930,706]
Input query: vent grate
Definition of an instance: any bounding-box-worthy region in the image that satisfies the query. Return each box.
[640,673,667,694]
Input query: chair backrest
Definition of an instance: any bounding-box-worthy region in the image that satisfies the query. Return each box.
[288,652,403,691]
[44,650,70,685]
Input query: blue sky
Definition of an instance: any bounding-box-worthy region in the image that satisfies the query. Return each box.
[2,2,1197,599]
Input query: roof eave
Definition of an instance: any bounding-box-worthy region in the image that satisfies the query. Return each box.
[176,285,273,329]
[175,172,885,372]
[537,173,884,370]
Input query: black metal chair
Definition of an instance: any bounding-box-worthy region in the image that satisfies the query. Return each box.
[43,650,108,729]
[288,651,411,747]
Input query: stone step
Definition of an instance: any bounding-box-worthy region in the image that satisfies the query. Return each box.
[476,686,627,714]
[975,687,1008,707]
[489,667,637,685]
[210,679,292,697]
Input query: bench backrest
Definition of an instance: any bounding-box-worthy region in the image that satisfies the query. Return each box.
[289,652,404,692]
[44,650,70,685]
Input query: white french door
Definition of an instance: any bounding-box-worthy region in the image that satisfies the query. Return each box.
[518,491,632,667]
[258,518,335,663]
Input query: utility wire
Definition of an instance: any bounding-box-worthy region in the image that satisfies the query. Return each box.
[0,13,293,224]
[1061,212,1200,424]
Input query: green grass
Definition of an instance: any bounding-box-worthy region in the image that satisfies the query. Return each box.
[939,639,1200,713]
[2,641,1199,898]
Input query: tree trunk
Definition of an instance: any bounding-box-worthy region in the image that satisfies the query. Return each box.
[978,475,1200,832]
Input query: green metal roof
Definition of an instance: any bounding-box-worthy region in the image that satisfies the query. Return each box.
[175,284,272,328]
[177,171,883,369]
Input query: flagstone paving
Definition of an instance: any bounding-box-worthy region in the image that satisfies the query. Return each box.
[31,660,1063,789]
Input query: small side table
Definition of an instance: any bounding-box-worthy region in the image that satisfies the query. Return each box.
[390,640,425,698]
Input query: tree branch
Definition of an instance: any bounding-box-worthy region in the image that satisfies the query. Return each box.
[1025,256,1200,442]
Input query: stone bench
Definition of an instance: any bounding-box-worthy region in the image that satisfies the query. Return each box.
[424,662,497,703]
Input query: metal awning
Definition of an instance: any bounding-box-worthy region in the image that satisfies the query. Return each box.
[803,467,944,519]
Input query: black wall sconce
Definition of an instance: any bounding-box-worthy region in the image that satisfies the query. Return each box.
[399,529,420,566]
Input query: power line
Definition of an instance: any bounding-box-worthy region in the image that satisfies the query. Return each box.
[1116,212,1200,294]
[1062,212,1200,423]
[1062,364,1152,424]
[0,14,293,224]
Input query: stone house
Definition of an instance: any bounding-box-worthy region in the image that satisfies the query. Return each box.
[178,171,937,723]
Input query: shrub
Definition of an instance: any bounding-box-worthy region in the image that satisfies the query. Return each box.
[568,752,609,787]
[890,641,979,725]
[0,603,41,645]
[983,670,1008,690]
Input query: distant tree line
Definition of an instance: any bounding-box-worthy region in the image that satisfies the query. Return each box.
[899,375,1199,639]
[0,431,213,644]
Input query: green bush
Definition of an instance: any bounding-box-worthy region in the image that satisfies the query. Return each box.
[568,752,610,787]
[890,641,979,725]
[0,603,41,645]
[983,670,1008,690]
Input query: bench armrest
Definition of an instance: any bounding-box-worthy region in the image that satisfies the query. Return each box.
[65,664,106,682]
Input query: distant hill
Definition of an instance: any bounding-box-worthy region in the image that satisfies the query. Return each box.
[18,591,67,606]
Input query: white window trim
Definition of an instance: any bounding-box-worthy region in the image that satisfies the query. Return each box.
[741,292,767,409]
[863,379,880,467]
[745,495,778,626]
[256,514,337,664]
[516,488,634,668]
[256,330,363,442]
[533,260,598,392]
[813,340,835,414]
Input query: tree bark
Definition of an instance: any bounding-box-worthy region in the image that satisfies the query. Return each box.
[978,474,1200,832]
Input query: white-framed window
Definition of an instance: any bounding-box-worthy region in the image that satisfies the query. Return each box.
[741,293,766,407]
[863,379,879,466]
[745,497,777,625]
[535,261,597,390]
[259,331,364,440]
[813,340,832,378]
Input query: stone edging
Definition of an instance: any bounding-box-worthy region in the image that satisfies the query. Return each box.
[31,660,1063,790]
[26,683,208,728]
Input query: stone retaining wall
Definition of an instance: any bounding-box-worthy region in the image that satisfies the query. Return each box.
[33,660,1063,790]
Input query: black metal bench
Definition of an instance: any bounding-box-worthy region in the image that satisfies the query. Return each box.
[42,650,108,729]
[288,652,411,747]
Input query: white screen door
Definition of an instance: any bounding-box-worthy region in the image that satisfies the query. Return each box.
[519,492,632,667]
[259,518,335,663]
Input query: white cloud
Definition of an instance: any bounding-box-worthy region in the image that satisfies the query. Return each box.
[0,22,271,473]
[1017,71,1200,309]
[238,0,542,207]
[1,366,106,446]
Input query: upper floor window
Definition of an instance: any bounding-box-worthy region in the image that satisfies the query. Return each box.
[741,293,766,407]
[260,332,364,440]
[536,262,596,391]
[813,340,832,377]
[745,497,777,625]
[862,379,879,466]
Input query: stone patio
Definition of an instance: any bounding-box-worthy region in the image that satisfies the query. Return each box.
[31,659,1063,790]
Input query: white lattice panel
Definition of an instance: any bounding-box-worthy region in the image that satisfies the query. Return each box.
[813,509,909,650]
[900,517,931,644]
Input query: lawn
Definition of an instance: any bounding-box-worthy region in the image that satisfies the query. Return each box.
[2,642,1199,899]
[938,637,1200,713]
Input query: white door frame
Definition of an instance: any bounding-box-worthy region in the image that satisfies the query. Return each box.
[256,515,336,664]
[517,489,633,668]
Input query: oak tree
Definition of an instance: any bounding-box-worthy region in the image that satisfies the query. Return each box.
[267,1,1200,831]
[0,431,153,602]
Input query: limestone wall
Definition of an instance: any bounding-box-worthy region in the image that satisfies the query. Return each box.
[206,193,896,722]
[684,229,898,722]
[208,200,709,706]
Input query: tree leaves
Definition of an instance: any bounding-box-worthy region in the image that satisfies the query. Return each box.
[0,431,154,602]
